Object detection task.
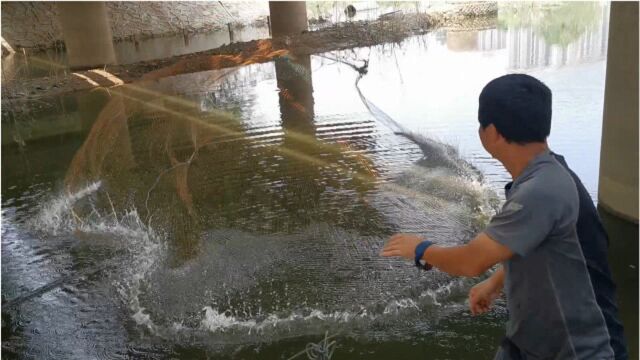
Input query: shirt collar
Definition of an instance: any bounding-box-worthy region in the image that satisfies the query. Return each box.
[503,149,552,197]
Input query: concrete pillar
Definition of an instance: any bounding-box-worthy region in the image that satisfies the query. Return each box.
[56,2,116,70]
[268,1,308,37]
[598,1,639,223]
[600,208,639,360]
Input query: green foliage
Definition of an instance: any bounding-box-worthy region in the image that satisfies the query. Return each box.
[306,2,346,19]
[498,1,601,46]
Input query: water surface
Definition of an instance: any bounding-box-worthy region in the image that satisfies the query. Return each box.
[2,3,616,359]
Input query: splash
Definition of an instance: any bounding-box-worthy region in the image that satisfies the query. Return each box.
[28,181,102,235]
[28,181,158,243]
[22,181,482,354]
[26,180,166,340]
[197,307,363,334]
[131,275,471,343]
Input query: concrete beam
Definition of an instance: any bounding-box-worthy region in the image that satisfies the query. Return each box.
[598,1,639,223]
[268,1,308,37]
[56,2,116,70]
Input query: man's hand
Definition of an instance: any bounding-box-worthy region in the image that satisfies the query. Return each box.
[381,232,512,277]
[469,268,504,315]
[381,233,424,260]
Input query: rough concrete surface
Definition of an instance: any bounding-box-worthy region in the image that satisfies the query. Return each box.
[1,2,269,50]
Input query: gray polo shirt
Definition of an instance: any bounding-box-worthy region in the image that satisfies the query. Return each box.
[485,150,613,359]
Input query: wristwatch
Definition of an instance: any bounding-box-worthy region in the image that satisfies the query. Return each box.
[414,240,433,271]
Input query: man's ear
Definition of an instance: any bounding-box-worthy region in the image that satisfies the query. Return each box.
[491,124,511,146]
[486,124,501,143]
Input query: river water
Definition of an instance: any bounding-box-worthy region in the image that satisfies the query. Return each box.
[3,3,624,359]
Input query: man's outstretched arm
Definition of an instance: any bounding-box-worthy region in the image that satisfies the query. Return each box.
[381,232,513,277]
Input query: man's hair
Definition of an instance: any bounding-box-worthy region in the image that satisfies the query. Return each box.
[478,74,552,144]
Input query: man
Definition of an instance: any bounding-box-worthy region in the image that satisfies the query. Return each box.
[469,151,629,360]
[382,74,621,359]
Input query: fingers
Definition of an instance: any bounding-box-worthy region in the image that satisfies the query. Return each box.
[469,291,476,315]
[470,299,478,315]
[470,300,486,316]
[380,240,401,257]
[380,249,402,257]
[469,289,493,316]
[469,301,476,316]
[388,233,405,243]
[386,233,425,245]
[380,243,396,255]
[380,233,425,259]
[385,236,401,248]
[470,297,481,316]
[478,299,489,314]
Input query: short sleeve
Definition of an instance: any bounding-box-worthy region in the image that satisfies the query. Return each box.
[484,189,559,256]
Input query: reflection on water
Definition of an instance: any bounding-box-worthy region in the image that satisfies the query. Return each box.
[499,2,609,69]
[499,2,604,45]
[115,26,270,65]
[450,2,609,70]
[2,3,626,359]
[307,1,428,26]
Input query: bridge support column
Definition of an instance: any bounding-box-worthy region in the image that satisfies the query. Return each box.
[598,1,638,223]
[56,2,116,70]
[268,1,308,37]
